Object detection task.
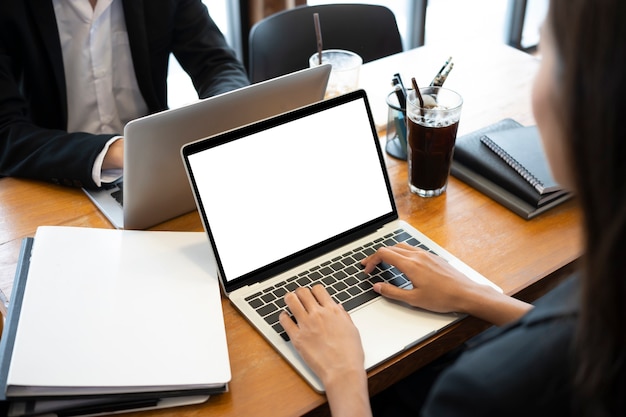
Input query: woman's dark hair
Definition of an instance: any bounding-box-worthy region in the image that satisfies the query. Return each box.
[548,0,626,415]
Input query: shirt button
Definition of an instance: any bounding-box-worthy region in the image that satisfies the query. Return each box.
[93,68,106,78]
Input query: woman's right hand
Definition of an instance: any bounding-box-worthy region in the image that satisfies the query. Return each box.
[362,243,532,326]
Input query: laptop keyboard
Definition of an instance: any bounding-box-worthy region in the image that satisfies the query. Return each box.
[102,178,124,206]
[244,228,436,341]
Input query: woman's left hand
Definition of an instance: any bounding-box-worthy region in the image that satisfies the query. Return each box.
[280,285,372,417]
[279,284,365,385]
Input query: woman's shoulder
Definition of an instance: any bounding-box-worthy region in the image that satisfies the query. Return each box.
[421,274,580,417]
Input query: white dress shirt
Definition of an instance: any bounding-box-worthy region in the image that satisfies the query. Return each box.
[52,0,148,185]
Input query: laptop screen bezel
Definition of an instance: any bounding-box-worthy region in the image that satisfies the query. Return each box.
[181,90,399,293]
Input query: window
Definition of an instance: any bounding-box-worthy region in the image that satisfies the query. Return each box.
[518,0,549,50]
[307,0,547,50]
[167,0,547,109]
[425,0,508,45]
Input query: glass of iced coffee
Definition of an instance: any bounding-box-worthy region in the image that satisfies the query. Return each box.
[406,86,463,197]
[309,49,362,98]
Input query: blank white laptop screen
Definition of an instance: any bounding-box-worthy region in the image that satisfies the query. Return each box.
[186,97,393,282]
[183,91,501,394]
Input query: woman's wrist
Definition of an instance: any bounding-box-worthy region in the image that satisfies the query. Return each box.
[459,283,533,326]
[323,368,372,417]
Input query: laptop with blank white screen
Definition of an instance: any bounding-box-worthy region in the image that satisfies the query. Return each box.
[181,89,501,393]
[83,65,331,230]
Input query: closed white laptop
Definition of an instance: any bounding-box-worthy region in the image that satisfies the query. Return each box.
[0,227,228,416]
[181,90,500,393]
[83,65,331,230]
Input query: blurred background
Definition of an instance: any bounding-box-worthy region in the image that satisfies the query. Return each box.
[168,0,548,108]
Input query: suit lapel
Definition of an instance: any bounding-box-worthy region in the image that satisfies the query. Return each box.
[26,0,68,123]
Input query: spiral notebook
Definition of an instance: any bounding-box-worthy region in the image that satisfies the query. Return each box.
[480,126,562,195]
[451,119,572,219]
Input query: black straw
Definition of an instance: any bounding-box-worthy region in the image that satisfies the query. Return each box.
[411,77,424,108]
[314,13,323,65]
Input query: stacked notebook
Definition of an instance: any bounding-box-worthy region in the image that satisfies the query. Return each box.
[0,227,230,417]
[451,118,572,219]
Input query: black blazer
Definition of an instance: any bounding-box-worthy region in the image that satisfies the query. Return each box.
[0,0,249,188]
[422,275,579,416]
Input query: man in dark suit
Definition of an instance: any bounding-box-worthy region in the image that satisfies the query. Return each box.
[0,0,249,189]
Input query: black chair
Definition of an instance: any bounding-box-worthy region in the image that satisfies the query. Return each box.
[248,4,403,83]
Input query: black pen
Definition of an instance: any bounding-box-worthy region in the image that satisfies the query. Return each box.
[393,82,407,110]
[393,72,407,94]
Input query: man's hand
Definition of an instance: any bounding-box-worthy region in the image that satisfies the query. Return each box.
[102,138,124,170]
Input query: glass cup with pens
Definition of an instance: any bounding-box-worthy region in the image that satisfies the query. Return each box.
[385,80,409,159]
[388,58,463,197]
[385,58,454,161]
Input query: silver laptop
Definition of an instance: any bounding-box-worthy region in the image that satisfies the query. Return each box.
[83,65,331,230]
[181,90,501,393]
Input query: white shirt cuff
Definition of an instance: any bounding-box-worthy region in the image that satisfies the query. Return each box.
[93,136,123,187]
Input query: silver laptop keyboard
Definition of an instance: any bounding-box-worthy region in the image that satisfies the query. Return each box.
[245,228,436,341]
[102,178,124,206]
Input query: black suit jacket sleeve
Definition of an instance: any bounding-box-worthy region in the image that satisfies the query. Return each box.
[0,0,249,189]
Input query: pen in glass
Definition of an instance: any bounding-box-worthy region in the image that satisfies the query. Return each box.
[430,57,454,87]
[393,73,407,94]
[393,82,407,110]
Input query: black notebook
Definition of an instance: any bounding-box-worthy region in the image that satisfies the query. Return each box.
[451,119,572,219]
[480,126,561,194]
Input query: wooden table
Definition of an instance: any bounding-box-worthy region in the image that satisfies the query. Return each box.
[0,43,582,417]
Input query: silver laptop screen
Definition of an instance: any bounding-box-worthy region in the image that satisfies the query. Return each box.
[186,94,394,283]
